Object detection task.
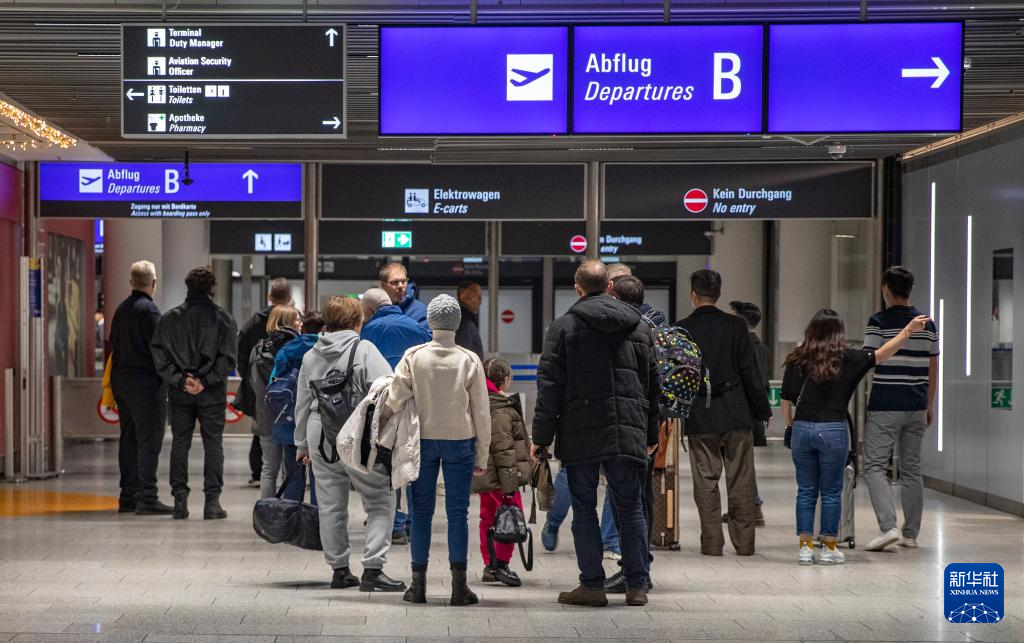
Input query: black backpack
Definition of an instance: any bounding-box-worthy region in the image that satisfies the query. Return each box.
[308,341,361,464]
[486,497,533,572]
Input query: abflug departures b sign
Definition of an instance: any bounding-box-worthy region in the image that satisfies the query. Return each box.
[122,25,345,138]
[39,162,302,219]
[573,26,763,134]
[321,164,585,221]
[604,163,874,220]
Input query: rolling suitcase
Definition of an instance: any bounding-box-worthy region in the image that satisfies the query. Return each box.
[815,455,856,549]
[650,419,681,550]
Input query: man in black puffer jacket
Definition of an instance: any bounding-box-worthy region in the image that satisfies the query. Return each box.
[532,260,660,609]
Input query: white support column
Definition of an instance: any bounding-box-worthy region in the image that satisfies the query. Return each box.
[102,219,163,331]
[160,220,210,311]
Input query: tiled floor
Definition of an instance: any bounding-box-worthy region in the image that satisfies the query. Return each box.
[1,436,1022,642]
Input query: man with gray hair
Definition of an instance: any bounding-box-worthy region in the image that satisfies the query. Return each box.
[110,260,173,515]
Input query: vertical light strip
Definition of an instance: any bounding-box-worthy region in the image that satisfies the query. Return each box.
[966,215,973,377]
[938,298,946,452]
[930,182,937,317]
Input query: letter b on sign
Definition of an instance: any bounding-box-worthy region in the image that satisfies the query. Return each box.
[164,169,180,194]
[714,53,741,100]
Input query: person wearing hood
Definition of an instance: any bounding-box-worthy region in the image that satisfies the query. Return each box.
[380,262,427,323]
[294,296,406,593]
[383,294,491,607]
[360,287,432,543]
[532,260,660,609]
[455,281,485,361]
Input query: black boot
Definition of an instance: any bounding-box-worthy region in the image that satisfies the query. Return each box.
[172,495,189,520]
[403,567,427,604]
[449,563,478,606]
[331,567,359,589]
[135,499,174,515]
[360,568,406,593]
[203,495,227,520]
[482,562,520,588]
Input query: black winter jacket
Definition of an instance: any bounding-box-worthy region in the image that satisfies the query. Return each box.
[235,306,272,416]
[110,290,162,387]
[151,293,238,405]
[533,294,660,466]
[675,306,772,435]
[455,305,484,361]
[749,332,772,446]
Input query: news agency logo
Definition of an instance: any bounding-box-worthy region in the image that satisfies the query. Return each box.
[78,169,103,194]
[506,54,554,102]
[404,189,429,214]
[945,563,1003,624]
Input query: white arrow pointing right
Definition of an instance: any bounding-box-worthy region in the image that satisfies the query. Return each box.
[901,57,950,89]
[321,116,341,130]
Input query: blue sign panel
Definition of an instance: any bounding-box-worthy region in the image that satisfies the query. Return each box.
[945,564,1004,624]
[573,26,763,134]
[768,22,962,133]
[39,162,302,219]
[379,26,569,135]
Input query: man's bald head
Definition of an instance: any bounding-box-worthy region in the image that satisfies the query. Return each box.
[575,259,609,296]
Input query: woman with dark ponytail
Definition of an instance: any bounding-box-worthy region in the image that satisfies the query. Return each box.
[781,308,928,566]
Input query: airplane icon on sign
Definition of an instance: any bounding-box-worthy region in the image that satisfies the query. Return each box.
[509,67,550,87]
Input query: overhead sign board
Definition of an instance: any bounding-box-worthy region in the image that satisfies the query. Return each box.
[379,26,569,135]
[321,221,487,256]
[39,162,303,219]
[573,25,763,134]
[210,220,304,253]
[768,22,962,133]
[321,164,585,221]
[122,24,345,138]
[604,163,874,220]
[503,221,711,256]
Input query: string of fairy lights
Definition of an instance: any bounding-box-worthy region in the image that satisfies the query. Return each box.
[0,96,77,151]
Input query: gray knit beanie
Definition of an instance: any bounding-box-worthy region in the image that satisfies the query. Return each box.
[427,294,461,331]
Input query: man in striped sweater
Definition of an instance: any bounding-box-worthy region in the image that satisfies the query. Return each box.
[863,266,939,552]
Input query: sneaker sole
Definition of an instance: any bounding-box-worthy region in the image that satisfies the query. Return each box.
[817,559,845,565]
[798,558,814,566]
[865,535,899,552]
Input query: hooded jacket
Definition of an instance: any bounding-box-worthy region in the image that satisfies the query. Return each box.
[361,305,432,369]
[533,293,660,466]
[472,382,532,495]
[249,328,299,438]
[399,282,428,323]
[235,305,272,416]
[294,331,393,455]
[151,293,238,406]
[268,333,320,445]
[338,374,421,490]
[455,304,485,361]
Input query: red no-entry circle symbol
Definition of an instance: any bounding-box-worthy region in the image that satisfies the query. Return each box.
[569,235,588,254]
[684,188,709,213]
[501,309,515,324]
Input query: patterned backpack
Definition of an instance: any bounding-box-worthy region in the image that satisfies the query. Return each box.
[644,313,710,419]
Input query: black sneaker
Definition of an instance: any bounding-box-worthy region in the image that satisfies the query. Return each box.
[135,499,174,515]
[490,562,521,587]
[359,568,406,592]
[331,567,359,589]
[172,496,188,520]
[391,530,409,545]
[604,570,627,594]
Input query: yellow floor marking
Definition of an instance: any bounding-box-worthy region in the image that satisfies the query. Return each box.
[0,488,119,516]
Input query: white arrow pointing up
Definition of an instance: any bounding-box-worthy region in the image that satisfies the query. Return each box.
[126,89,143,101]
[242,169,259,194]
[322,116,341,130]
[325,28,339,47]
[901,57,950,89]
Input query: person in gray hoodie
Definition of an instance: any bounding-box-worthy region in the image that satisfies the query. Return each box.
[294,295,406,593]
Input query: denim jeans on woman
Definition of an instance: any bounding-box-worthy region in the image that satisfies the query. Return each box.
[791,421,849,538]
[410,438,476,568]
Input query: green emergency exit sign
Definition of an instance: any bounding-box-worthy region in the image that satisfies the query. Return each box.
[769,386,782,408]
[992,386,1012,410]
[382,230,412,249]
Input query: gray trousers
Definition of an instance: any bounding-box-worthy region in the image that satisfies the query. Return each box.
[259,435,284,499]
[308,422,396,571]
[687,430,756,556]
[863,410,927,539]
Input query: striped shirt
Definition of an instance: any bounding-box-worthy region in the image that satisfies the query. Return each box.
[863,305,938,412]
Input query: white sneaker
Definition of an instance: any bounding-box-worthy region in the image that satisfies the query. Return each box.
[603,550,622,561]
[865,527,900,552]
[899,537,918,548]
[798,545,815,565]
[817,546,846,565]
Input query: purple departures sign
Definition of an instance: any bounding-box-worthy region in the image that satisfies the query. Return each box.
[769,22,963,133]
[379,26,569,135]
[573,25,764,134]
[39,162,302,219]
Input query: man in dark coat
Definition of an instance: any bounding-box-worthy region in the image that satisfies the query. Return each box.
[676,271,772,556]
[152,267,238,520]
[455,281,484,360]
[532,260,660,608]
[110,260,172,515]
[236,277,291,486]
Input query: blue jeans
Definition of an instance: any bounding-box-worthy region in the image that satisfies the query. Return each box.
[281,444,316,505]
[566,456,650,590]
[548,467,621,554]
[791,421,849,538]
[410,438,475,568]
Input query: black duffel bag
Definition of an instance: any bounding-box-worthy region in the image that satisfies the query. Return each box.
[252,467,322,551]
[487,495,533,572]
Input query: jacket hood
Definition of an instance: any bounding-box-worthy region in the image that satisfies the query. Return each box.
[268,327,299,350]
[640,303,667,327]
[370,304,404,321]
[569,294,641,334]
[489,390,523,416]
[312,330,360,360]
[399,282,420,310]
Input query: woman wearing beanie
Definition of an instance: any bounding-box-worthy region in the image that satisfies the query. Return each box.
[384,294,491,606]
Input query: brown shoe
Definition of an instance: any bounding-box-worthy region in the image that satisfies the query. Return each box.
[557,585,608,607]
[625,588,648,606]
[755,505,766,528]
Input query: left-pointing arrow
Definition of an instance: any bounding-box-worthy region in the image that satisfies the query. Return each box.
[126,89,143,101]
[321,116,341,130]
[901,57,950,89]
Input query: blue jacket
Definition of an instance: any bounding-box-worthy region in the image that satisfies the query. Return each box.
[361,305,432,369]
[400,282,428,323]
[269,333,319,445]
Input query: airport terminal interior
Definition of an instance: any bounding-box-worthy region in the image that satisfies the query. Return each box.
[1,1,1024,642]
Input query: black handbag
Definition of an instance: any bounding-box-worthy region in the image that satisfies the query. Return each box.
[487,496,533,572]
[784,376,809,450]
[252,467,322,551]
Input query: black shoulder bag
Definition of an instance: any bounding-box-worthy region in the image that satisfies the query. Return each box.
[784,376,809,449]
[309,340,361,464]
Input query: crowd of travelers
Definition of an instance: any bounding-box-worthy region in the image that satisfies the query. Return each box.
[106,255,937,606]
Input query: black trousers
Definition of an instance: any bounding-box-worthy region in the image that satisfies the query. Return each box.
[249,435,262,481]
[169,393,225,499]
[113,375,167,504]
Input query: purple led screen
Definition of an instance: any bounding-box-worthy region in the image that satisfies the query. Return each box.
[768,22,962,133]
[573,25,763,134]
[379,26,569,135]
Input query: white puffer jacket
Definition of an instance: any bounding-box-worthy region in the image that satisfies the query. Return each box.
[338,375,421,489]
